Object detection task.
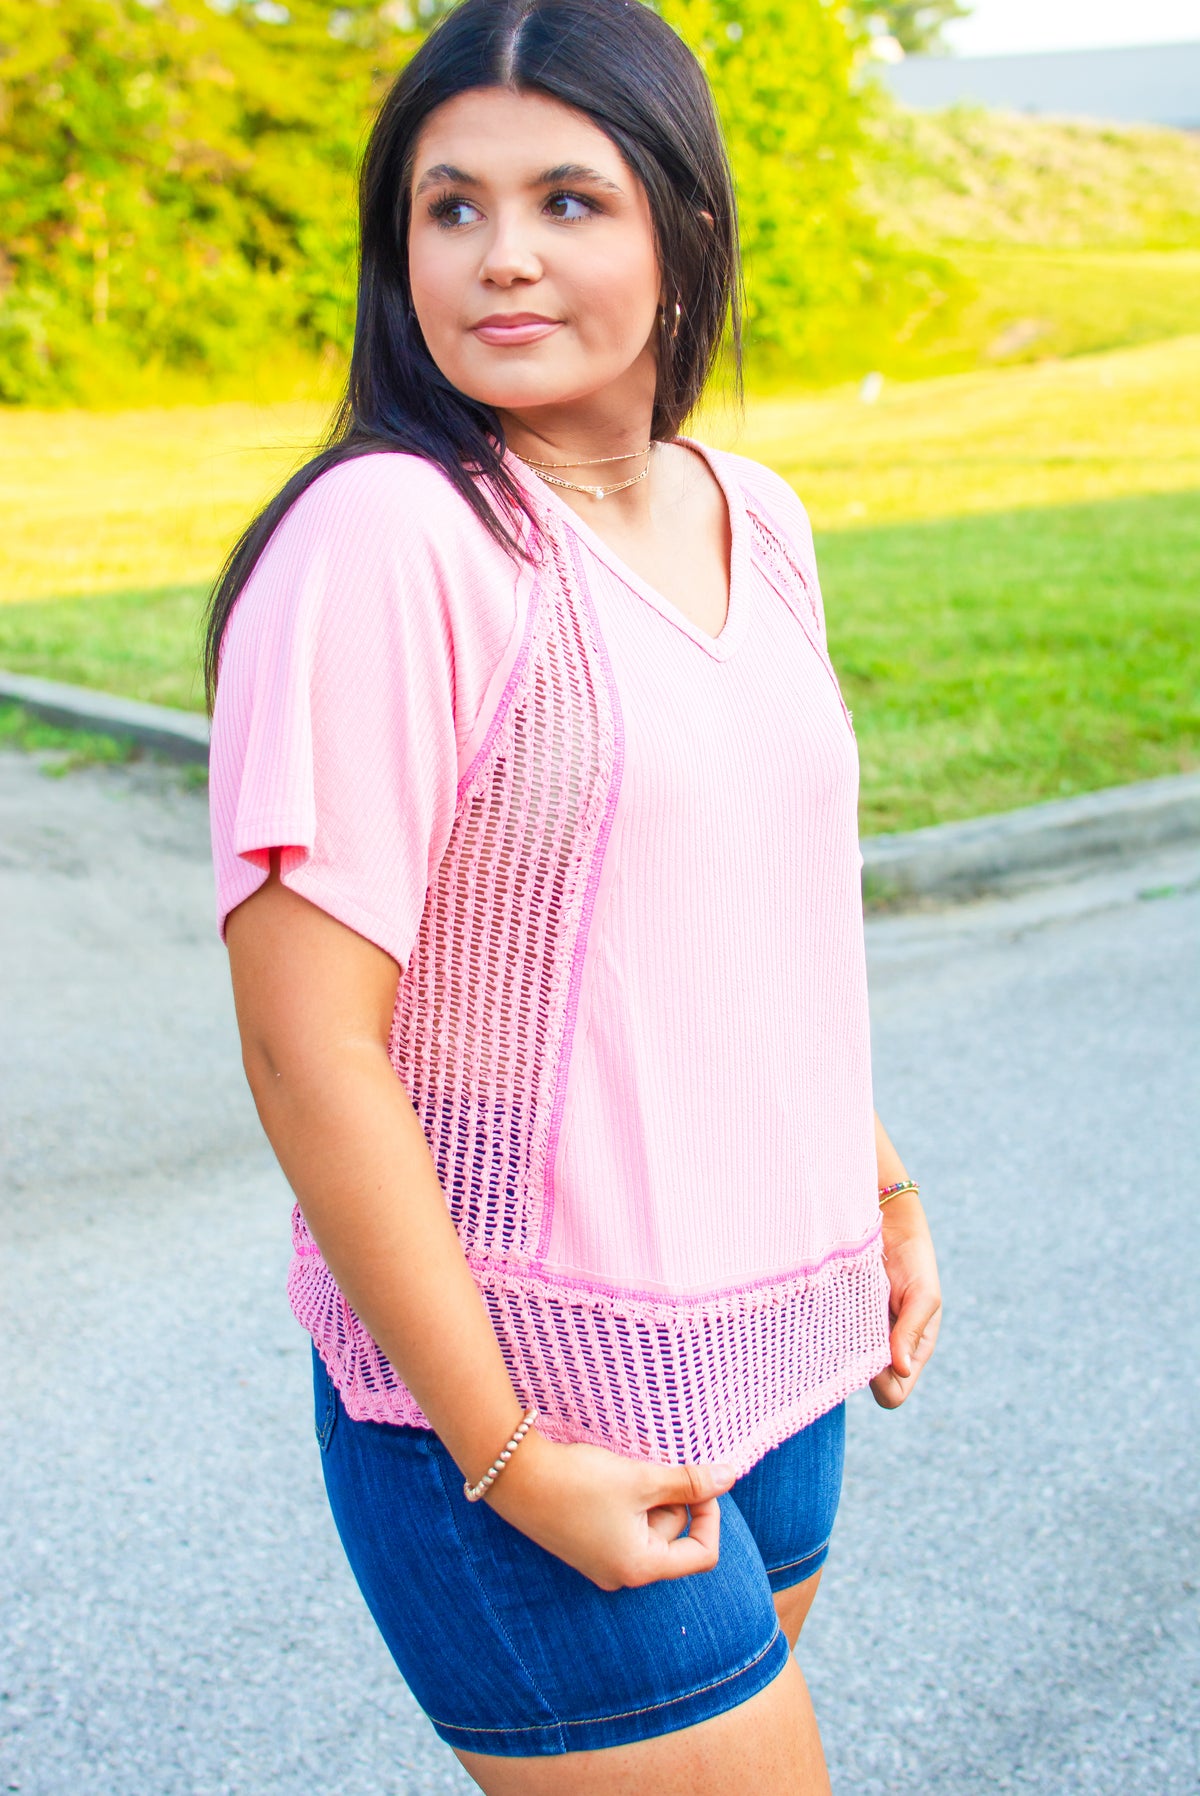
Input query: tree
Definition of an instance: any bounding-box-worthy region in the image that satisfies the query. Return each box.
[653,0,950,379]
[0,0,936,402]
[656,0,891,374]
[855,3,971,55]
[0,0,416,402]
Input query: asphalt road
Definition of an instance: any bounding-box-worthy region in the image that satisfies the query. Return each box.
[2,745,1197,1796]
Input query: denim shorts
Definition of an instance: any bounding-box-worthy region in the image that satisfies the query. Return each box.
[313,1347,844,1758]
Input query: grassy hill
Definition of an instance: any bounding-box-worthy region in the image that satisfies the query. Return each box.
[862,104,1200,249]
[853,104,1200,379]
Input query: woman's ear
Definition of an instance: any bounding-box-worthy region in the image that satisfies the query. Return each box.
[698,208,715,228]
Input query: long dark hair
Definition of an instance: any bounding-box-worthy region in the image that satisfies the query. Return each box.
[203,0,742,708]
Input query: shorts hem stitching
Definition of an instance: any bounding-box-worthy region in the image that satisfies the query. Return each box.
[765,1536,830,1579]
[428,1621,783,1738]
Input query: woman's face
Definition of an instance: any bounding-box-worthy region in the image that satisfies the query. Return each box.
[407,87,662,424]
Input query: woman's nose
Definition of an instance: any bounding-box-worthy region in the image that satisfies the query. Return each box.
[478,212,544,287]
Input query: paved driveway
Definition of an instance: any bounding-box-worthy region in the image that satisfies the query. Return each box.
[1,747,1196,1795]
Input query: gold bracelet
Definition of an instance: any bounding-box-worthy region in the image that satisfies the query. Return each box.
[878,1178,919,1206]
[463,1405,540,1503]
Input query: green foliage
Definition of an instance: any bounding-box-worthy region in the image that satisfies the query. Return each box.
[852,3,970,55]
[0,0,417,403]
[0,0,940,399]
[1,0,1194,398]
[656,0,945,378]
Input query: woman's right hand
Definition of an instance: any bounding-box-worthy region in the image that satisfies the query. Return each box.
[483,1431,739,1590]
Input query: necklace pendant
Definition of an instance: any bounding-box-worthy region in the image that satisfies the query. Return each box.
[593,486,606,499]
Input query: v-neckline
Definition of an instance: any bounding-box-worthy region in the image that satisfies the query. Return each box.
[505,436,751,663]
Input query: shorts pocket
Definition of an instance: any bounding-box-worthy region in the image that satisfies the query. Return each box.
[312,1345,339,1452]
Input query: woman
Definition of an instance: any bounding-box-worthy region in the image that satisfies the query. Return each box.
[206,1,941,1790]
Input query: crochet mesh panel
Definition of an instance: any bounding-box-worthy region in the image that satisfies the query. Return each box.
[745,503,857,738]
[474,1240,890,1466]
[289,518,625,1400]
[388,525,617,1263]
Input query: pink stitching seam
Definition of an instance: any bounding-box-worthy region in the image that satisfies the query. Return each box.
[535,530,625,1264]
[475,1217,883,1312]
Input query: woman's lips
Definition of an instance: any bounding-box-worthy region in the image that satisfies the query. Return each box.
[472,315,563,346]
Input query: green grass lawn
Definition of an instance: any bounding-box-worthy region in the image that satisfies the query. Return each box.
[3,335,1197,604]
[0,582,209,712]
[820,490,1199,833]
[3,488,1194,834]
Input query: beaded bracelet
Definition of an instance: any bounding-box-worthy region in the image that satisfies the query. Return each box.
[463,1405,541,1503]
[878,1178,919,1206]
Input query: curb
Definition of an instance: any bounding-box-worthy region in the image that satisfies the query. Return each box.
[4,669,1198,901]
[861,770,1200,904]
[0,669,210,765]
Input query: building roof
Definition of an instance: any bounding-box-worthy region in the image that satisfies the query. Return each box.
[881,41,1200,130]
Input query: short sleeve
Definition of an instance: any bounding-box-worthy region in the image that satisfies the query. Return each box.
[208,453,517,968]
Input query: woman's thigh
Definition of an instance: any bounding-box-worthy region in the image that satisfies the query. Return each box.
[455,1653,831,1796]
[314,1350,790,1762]
[772,1567,824,1652]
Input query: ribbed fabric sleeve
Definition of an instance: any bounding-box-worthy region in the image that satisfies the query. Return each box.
[209,453,525,966]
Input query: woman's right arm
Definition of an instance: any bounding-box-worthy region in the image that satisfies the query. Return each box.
[225,855,736,1590]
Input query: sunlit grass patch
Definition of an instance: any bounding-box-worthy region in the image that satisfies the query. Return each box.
[3,335,1199,610]
[706,335,1200,529]
[0,585,208,712]
[0,399,325,605]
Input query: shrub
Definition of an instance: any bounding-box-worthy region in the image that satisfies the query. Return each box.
[0,0,931,401]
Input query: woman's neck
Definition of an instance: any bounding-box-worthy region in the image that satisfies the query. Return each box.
[498,411,655,470]
[497,405,664,527]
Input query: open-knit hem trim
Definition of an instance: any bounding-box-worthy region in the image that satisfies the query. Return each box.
[292,1224,891,1475]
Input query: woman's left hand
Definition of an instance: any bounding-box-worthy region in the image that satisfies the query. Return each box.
[870,1192,942,1409]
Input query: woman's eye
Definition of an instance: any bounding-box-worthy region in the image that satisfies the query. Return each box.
[430,197,483,229]
[546,191,595,221]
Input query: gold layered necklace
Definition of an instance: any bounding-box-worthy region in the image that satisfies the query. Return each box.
[512,442,656,500]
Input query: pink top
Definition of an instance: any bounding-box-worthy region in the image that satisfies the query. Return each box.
[209,441,890,1474]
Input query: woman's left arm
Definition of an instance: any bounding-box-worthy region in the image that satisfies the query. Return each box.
[870,1111,942,1410]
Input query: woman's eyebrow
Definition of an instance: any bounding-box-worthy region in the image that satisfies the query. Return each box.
[414,160,625,199]
[539,163,624,195]
[413,163,476,197]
